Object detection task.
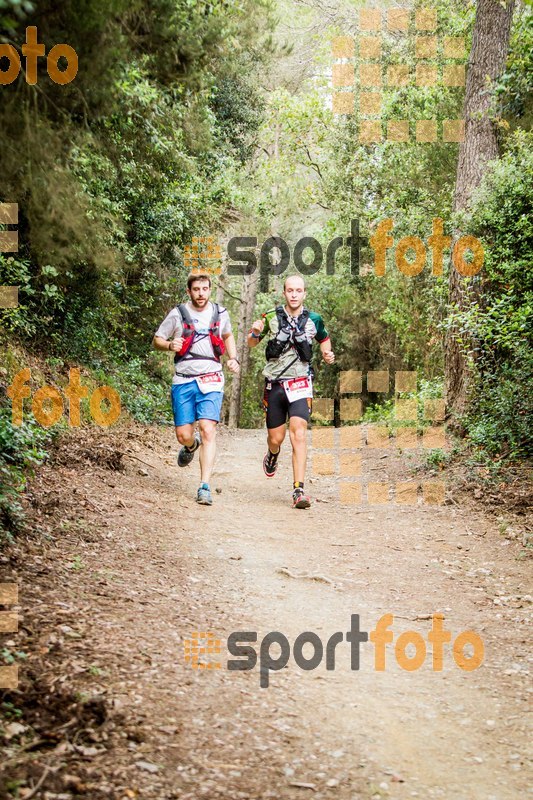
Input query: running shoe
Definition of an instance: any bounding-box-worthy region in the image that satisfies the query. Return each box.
[177,432,201,467]
[263,448,280,477]
[292,488,311,509]
[197,484,213,505]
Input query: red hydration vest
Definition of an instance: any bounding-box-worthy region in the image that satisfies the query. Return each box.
[174,302,226,366]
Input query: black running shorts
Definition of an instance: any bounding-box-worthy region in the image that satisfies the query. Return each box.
[263,380,312,429]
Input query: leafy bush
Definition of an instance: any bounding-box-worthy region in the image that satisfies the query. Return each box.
[494,9,533,128]
[106,357,172,425]
[0,256,36,342]
[0,405,55,543]
[465,363,532,459]
[449,130,533,459]
[361,378,445,431]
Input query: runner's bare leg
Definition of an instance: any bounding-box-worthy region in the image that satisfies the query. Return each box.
[198,419,217,484]
[267,424,286,455]
[289,417,308,483]
[175,423,196,448]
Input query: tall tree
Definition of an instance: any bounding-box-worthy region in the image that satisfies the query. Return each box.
[227,268,260,427]
[446,0,516,420]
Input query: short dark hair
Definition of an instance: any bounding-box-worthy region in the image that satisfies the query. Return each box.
[187,273,212,290]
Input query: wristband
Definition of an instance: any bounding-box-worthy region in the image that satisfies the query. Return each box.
[249,329,261,339]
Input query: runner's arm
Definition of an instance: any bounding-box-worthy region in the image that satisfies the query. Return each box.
[319,338,335,364]
[153,309,183,352]
[153,335,182,352]
[312,313,334,364]
[247,318,265,348]
[223,331,239,374]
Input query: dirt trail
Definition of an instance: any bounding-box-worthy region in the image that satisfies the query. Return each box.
[4,425,531,799]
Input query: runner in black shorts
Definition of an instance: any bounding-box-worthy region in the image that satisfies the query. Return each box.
[248,275,335,509]
[263,379,311,429]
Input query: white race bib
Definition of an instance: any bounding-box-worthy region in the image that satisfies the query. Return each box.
[282,376,312,403]
[196,372,225,394]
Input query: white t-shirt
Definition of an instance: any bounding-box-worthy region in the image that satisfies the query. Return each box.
[155,302,232,385]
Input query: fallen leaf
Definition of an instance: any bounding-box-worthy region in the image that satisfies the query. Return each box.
[3,721,27,740]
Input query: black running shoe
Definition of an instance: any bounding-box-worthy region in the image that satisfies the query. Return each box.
[263,448,280,477]
[292,488,311,509]
[177,432,201,467]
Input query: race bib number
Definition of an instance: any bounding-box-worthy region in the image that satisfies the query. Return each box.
[196,372,224,394]
[283,376,312,403]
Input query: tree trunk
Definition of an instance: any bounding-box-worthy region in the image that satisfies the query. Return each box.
[215,268,227,305]
[228,268,259,427]
[227,118,282,426]
[445,0,515,420]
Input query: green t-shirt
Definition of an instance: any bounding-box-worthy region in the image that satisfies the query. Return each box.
[259,307,330,380]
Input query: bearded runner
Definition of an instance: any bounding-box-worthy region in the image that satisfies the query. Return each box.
[247,274,335,509]
[153,272,239,505]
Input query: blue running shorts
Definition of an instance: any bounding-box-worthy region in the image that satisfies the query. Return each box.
[171,380,223,426]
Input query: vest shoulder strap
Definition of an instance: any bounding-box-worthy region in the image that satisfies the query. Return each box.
[177,302,220,328]
[275,306,309,331]
[177,303,194,326]
[297,308,310,330]
[275,305,287,326]
[210,302,220,326]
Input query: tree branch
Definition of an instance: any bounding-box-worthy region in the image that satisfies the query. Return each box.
[304,145,324,181]
[221,286,244,304]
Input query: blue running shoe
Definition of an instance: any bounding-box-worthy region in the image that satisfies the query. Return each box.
[197,483,213,505]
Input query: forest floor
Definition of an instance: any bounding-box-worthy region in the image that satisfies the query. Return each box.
[0,423,531,800]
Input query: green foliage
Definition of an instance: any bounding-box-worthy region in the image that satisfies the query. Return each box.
[0,0,275,358]
[234,0,472,402]
[0,404,55,542]
[1,701,23,720]
[0,346,171,545]
[494,8,533,129]
[361,378,445,431]
[105,357,172,425]
[0,0,275,465]
[1,0,531,477]
[233,0,531,461]
[465,364,532,459]
[0,256,36,341]
[447,130,533,458]
[425,448,452,468]
[0,0,34,33]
